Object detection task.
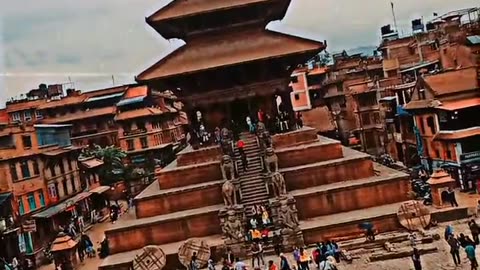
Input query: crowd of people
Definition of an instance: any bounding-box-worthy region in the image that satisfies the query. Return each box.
[444,221,480,270]
[210,242,341,270]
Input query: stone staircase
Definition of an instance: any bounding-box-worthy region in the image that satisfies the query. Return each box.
[233,132,270,218]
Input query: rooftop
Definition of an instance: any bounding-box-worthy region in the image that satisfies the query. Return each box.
[114,107,167,121]
[148,0,275,21]
[37,95,87,110]
[433,126,480,141]
[137,29,324,81]
[438,97,480,111]
[424,67,478,96]
[41,106,117,124]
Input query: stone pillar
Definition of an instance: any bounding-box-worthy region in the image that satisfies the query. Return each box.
[427,169,456,207]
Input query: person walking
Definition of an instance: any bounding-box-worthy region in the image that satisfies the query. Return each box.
[299,248,310,270]
[257,109,265,123]
[241,152,249,172]
[447,234,461,266]
[234,258,247,270]
[411,248,422,270]
[268,260,279,270]
[466,243,478,270]
[279,253,291,270]
[246,116,255,133]
[273,232,283,256]
[251,243,263,268]
[237,139,245,157]
[447,187,459,207]
[470,219,480,245]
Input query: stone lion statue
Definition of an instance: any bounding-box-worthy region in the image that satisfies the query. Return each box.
[271,172,287,198]
[222,179,236,206]
[264,147,278,173]
[221,155,235,181]
[222,210,243,241]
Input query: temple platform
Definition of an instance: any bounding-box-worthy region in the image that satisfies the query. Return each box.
[276,136,343,168]
[176,145,222,166]
[105,204,223,254]
[280,147,375,191]
[272,126,319,149]
[157,159,222,189]
[99,234,224,270]
[291,164,410,219]
[135,179,224,218]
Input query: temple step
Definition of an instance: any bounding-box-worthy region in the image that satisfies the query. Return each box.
[232,133,270,211]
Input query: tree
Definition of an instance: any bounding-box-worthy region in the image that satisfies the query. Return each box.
[80,145,127,186]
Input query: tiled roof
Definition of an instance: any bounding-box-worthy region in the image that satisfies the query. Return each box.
[308,67,328,76]
[424,67,478,96]
[115,107,166,121]
[137,30,324,81]
[433,126,480,141]
[80,158,104,169]
[439,97,480,111]
[6,99,46,113]
[83,85,129,98]
[148,0,271,21]
[41,106,116,124]
[404,99,442,110]
[37,96,87,110]
[124,85,148,99]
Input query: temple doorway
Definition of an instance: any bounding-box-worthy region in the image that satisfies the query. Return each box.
[231,99,252,130]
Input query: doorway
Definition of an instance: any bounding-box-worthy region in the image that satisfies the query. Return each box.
[230,99,252,130]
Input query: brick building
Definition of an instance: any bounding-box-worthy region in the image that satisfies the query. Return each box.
[405,67,480,190]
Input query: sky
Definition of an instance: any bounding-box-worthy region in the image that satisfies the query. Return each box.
[0,0,479,106]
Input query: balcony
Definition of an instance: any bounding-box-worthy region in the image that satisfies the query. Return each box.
[123,128,147,137]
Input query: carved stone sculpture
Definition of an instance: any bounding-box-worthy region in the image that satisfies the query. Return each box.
[271,172,287,198]
[222,179,236,206]
[221,155,235,181]
[222,210,243,241]
[256,121,266,136]
[220,128,233,156]
[265,147,278,173]
[259,131,272,152]
[278,200,299,234]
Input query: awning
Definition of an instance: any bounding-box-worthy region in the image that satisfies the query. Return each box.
[401,60,439,73]
[89,186,110,194]
[32,192,92,218]
[116,96,145,107]
[0,192,12,206]
[81,158,104,169]
[433,126,480,141]
[85,92,124,103]
[379,96,397,102]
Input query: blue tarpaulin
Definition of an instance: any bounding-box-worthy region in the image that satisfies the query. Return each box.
[396,105,411,116]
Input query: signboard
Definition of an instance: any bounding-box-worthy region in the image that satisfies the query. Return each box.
[22,220,36,233]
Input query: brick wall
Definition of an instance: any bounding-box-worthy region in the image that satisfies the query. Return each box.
[283,157,374,191]
[277,141,343,168]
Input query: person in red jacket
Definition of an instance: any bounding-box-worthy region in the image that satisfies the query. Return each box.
[237,139,245,156]
[268,260,279,270]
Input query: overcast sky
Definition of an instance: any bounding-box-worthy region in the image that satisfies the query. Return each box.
[0,0,479,105]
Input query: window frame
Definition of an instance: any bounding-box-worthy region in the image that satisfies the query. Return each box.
[20,160,31,179]
[22,135,32,149]
[27,193,37,211]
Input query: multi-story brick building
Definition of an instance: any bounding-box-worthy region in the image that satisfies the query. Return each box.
[405,67,480,190]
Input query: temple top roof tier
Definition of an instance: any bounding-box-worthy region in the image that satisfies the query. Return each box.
[136,29,325,82]
[146,0,291,40]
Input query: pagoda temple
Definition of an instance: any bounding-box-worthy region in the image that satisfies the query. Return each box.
[99,1,411,269]
[136,0,325,127]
